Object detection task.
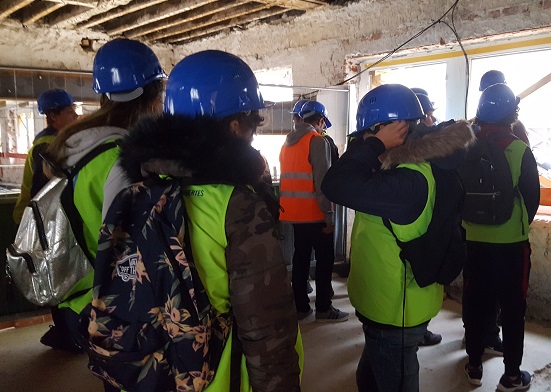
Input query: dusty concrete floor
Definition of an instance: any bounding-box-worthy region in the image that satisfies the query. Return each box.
[1,276,550,391]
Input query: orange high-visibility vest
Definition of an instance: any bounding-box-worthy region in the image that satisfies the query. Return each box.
[279,131,325,222]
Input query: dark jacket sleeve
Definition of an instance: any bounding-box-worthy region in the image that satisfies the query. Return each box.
[321,137,428,225]
[225,187,300,392]
[518,147,540,224]
[30,143,50,197]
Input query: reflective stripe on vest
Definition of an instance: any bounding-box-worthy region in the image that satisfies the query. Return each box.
[279,131,325,222]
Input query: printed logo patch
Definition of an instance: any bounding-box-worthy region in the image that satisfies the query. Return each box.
[116,254,138,282]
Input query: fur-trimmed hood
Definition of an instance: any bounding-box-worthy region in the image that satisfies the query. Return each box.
[118,115,266,185]
[380,119,475,170]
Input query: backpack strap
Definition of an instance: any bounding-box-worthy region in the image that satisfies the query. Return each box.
[61,141,119,267]
[69,141,119,179]
[382,218,407,266]
[171,182,242,392]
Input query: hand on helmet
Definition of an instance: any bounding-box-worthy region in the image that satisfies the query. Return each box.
[373,120,409,150]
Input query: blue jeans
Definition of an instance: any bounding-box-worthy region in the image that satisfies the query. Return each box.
[356,320,428,392]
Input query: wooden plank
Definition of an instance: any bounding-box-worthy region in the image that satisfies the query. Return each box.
[47,0,135,28]
[79,0,168,29]
[106,0,217,36]
[255,0,326,10]
[0,0,35,21]
[167,7,287,44]
[130,0,250,39]
[518,72,551,100]
[20,2,65,25]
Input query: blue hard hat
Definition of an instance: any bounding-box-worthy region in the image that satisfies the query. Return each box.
[164,50,266,118]
[93,39,166,101]
[291,99,310,114]
[299,100,332,128]
[415,93,436,114]
[37,89,75,115]
[410,87,429,96]
[479,70,506,91]
[476,83,519,123]
[356,84,424,131]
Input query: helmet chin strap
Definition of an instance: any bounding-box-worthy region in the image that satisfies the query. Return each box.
[106,87,144,102]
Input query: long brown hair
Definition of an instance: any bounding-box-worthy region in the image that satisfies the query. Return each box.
[47,80,164,165]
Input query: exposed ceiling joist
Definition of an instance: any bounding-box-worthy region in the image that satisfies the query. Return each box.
[106,0,217,36]
[129,0,250,40]
[0,0,35,21]
[1,0,348,46]
[79,0,168,29]
[20,2,65,25]
[168,7,288,44]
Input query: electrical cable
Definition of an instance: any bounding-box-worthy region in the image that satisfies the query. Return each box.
[335,0,461,86]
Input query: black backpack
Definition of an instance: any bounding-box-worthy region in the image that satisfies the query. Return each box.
[459,134,516,225]
[384,164,466,288]
[79,179,240,392]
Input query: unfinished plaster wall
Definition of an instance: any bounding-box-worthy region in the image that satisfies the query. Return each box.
[174,0,551,87]
[0,19,176,75]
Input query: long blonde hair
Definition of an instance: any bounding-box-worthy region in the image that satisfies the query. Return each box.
[47,80,164,166]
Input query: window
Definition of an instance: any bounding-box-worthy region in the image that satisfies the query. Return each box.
[470,50,551,182]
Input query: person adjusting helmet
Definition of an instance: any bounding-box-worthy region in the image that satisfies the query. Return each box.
[37,89,75,115]
[479,70,506,91]
[291,99,311,115]
[476,83,520,124]
[299,100,332,128]
[164,50,266,118]
[356,84,424,132]
[93,38,167,102]
[322,83,474,392]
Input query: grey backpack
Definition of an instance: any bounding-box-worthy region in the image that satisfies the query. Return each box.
[6,142,116,306]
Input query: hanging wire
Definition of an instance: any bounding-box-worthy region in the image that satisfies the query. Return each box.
[335,0,462,86]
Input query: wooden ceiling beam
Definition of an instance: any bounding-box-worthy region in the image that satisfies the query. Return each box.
[20,2,65,25]
[43,0,96,7]
[127,0,250,40]
[0,0,35,21]
[79,0,168,29]
[106,0,216,36]
[255,0,326,10]
[166,7,288,44]
[47,0,134,28]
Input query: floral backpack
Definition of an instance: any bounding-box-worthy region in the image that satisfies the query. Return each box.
[79,179,239,392]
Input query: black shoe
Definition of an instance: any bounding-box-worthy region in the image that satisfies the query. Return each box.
[484,336,504,356]
[40,325,84,353]
[497,370,531,391]
[419,330,442,346]
[465,363,483,386]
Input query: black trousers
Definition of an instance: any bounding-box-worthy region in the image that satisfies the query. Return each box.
[50,305,84,347]
[291,222,335,312]
[463,240,531,376]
